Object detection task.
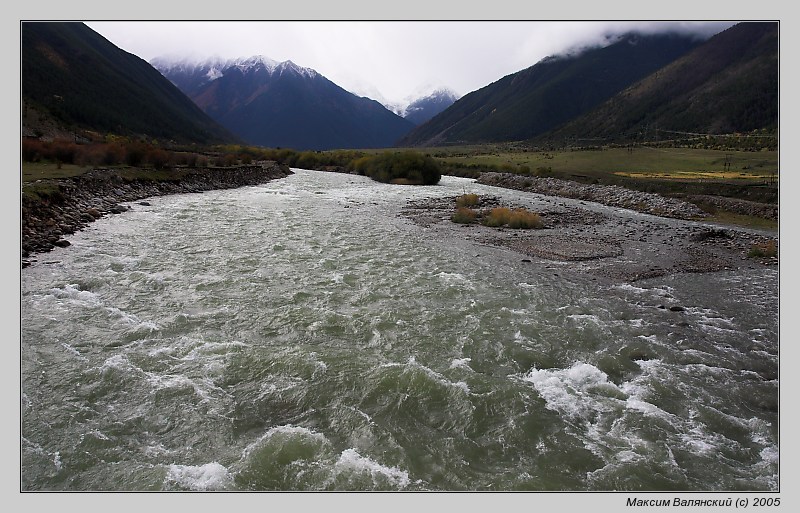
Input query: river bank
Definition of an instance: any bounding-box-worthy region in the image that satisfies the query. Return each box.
[476,172,779,220]
[400,187,778,284]
[20,161,292,267]
[20,164,779,280]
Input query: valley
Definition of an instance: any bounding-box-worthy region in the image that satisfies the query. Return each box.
[19,20,781,494]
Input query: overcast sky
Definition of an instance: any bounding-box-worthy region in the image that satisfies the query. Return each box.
[88,21,734,107]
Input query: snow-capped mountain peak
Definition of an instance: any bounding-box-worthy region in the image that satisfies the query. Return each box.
[148,53,415,150]
[274,59,318,79]
[150,54,229,75]
[151,54,319,83]
[232,55,279,74]
[400,87,460,125]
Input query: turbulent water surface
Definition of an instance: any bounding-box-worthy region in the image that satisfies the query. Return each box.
[20,169,779,491]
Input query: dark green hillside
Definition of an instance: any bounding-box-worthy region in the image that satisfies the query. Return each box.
[540,22,778,144]
[21,22,236,144]
[400,32,701,147]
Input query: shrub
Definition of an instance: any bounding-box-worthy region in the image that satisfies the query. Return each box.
[51,140,77,165]
[295,151,319,169]
[748,240,778,258]
[146,148,172,169]
[349,156,373,175]
[182,153,199,167]
[102,143,127,166]
[455,193,479,207]
[359,151,441,185]
[125,143,147,167]
[483,207,513,227]
[483,207,543,229]
[451,207,478,224]
[215,153,238,167]
[21,139,44,162]
[74,143,126,166]
[507,209,543,229]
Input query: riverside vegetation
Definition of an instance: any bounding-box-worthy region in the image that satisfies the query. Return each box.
[451,194,544,229]
[21,138,777,268]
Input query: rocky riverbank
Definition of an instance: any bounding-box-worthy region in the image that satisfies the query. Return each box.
[685,194,779,220]
[400,189,778,284]
[476,172,710,220]
[21,161,292,267]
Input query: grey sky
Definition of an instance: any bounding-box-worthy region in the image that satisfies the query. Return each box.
[86,21,735,107]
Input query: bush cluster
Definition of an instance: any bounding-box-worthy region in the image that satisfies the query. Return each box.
[237,147,366,169]
[440,161,532,179]
[448,195,544,229]
[21,139,215,169]
[451,207,478,224]
[455,193,480,207]
[351,151,442,185]
[747,240,778,258]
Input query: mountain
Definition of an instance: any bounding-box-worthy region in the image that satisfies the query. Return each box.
[352,86,459,125]
[152,56,416,151]
[402,88,459,126]
[21,22,236,144]
[536,22,779,144]
[399,32,704,147]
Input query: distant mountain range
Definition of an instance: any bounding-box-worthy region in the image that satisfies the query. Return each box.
[20,22,778,153]
[151,56,416,151]
[21,22,235,144]
[342,84,459,125]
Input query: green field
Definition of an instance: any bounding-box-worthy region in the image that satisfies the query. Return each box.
[21,162,203,184]
[21,162,95,182]
[426,145,778,182]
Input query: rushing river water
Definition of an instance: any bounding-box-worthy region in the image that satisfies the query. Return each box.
[20,169,779,491]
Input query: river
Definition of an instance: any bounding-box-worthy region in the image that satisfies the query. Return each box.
[20,169,779,491]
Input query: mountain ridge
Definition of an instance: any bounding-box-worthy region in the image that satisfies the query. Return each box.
[402,88,460,125]
[21,22,237,145]
[535,22,779,145]
[399,31,706,147]
[152,55,415,150]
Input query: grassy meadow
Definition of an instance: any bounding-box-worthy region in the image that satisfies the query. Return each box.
[426,145,777,184]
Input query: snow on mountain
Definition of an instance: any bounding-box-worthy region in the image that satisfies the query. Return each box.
[150,53,415,150]
[341,80,460,118]
[150,54,318,84]
[150,54,229,76]
[231,55,280,74]
[343,83,405,115]
[399,87,460,125]
[152,54,457,125]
